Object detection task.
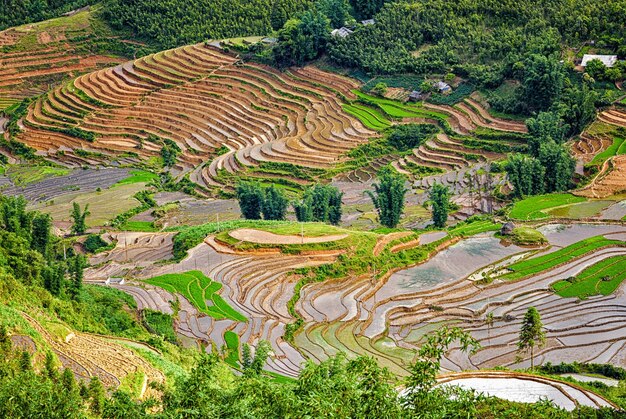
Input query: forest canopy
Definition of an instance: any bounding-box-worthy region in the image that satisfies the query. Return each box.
[0,0,95,30]
[100,0,312,48]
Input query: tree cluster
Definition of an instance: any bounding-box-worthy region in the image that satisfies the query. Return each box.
[367,166,407,228]
[293,183,343,225]
[0,0,93,30]
[101,0,312,48]
[388,123,439,151]
[236,181,288,221]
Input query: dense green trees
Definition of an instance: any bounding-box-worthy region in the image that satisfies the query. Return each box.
[367,166,407,228]
[102,0,311,48]
[519,54,565,113]
[518,307,546,370]
[160,139,181,168]
[236,182,265,220]
[236,182,288,221]
[70,202,90,236]
[349,0,388,20]
[317,0,351,28]
[429,183,451,228]
[293,184,343,225]
[0,0,93,30]
[526,111,567,156]
[273,10,330,66]
[262,185,288,220]
[505,154,546,198]
[538,141,575,193]
[388,124,439,151]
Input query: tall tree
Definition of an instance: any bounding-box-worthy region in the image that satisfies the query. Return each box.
[236,182,264,220]
[366,166,407,228]
[429,183,451,229]
[273,10,331,66]
[262,185,288,221]
[538,142,575,193]
[520,54,564,112]
[294,184,343,225]
[30,213,51,256]
[69,255,86,301]
[505,154,546,198]
[317,0,351,28]
[518,306,545,370]
[70,203,90,236]
[525,111,567,156]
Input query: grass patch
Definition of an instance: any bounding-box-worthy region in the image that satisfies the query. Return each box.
[509,193,587,220]
[5,164,69,186]
[120,220,158,232]
[223,331,240,368]
[142,309,178,344]
[591,136,626,165]
[448,219,500,237]
[547,200,615,219]
[501,236,626,281]
[168,220,291,260]
[509,227,548,246]
[552,255,626,299]
[116,170,158,186]
[144,271,246,322]
[342,103,392,130]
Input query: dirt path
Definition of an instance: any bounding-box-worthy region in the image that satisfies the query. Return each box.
[229,228,348,245]
[373,231,413,256]
[575,156,626,198]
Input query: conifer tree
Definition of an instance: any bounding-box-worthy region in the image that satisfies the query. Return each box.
[518,306,545,370]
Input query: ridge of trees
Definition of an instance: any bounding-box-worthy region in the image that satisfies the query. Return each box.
[0,0,95,30]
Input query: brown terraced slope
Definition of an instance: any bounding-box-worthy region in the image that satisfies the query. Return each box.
[16,43,375,186]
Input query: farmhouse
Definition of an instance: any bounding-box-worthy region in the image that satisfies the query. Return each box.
[435,81,452,94]
[408,90,424,102]
[331,27,353,38]
[580,54,618,68]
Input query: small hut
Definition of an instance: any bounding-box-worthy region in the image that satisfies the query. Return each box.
[500,222,516,236]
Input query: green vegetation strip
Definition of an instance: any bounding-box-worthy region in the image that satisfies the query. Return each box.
[501,236,626,281]
[552,255,626,299]
[590,136,626,165]
[144,271,246,322]
[116,169,159,186]
[342,103,391,130]
[509,193,587,220]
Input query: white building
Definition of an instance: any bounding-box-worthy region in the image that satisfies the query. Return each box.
[331,27,353,38]
[580,54,618,68]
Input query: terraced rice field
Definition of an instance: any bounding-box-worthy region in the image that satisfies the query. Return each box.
[0,167,130,202]
[30,180,148,227]
[20,312,164,398]
[576,155,626,199]
[437,371,616,411]
[338,91,526,183]
[91,222,626,380]
[551,255,626,298]
[15,43,374,185]
[499,234,625,281]
[145,271,246,321]
[598,107,626,129]
[509,193,587,220]
[0,11,124,110]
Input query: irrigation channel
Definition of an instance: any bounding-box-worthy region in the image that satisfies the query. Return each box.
[86,224,626,392]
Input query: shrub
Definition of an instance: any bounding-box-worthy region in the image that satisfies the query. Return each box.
[388,124,439,151]
[83,234,108,253]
